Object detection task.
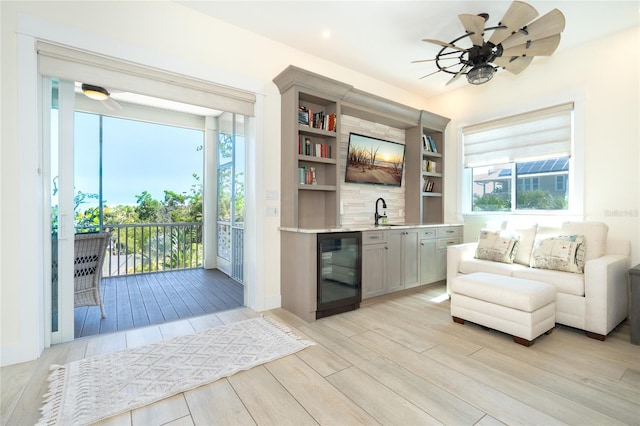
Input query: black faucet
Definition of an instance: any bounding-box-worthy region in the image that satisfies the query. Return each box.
[374,197,387,226]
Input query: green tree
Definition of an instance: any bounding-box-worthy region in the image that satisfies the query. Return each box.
[135,191,161,222]
[517,190,567,210]
[473,193,511,211]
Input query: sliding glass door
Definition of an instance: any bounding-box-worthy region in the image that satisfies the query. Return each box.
[216,112,245,283]
[46,78,78,343]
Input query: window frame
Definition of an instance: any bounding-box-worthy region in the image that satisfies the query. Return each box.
[460,93,585,218]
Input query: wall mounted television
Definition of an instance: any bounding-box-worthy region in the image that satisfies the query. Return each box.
[345,132,406,187]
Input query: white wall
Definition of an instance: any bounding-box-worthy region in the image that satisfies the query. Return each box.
[426,27,640,265]
[0,1,426,365]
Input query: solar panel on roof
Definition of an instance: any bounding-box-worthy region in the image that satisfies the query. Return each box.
[516,157,569,175]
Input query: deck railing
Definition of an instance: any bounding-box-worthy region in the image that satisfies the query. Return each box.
[100,222,203,277]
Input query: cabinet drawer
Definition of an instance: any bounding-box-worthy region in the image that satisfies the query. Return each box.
[419,229,437,240]
[362,230,386,245]
[438,237,462,249]
[437,226,462,238]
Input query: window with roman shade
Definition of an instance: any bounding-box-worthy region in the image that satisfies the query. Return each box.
[462,102,573,168]
[462,103,575,212]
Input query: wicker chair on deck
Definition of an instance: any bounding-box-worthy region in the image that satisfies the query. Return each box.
[74,232,111,318]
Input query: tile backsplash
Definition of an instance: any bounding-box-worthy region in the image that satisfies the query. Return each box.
[339,115,406,227]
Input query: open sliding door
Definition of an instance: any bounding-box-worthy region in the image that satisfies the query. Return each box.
[44,78,76,344]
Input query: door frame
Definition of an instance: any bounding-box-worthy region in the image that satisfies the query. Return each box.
[8,18,265,365]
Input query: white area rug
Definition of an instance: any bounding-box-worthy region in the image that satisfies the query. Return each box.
[38,317,314,425]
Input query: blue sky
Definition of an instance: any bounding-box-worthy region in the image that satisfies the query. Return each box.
[74,112,204,207]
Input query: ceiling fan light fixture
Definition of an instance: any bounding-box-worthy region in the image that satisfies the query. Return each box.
[81,84,110,101]
[466,63,495,85]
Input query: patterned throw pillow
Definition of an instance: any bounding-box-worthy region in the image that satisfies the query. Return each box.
[474,230,520,264]
[530,235,586,273]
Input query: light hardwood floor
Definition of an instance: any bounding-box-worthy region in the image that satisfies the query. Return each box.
[3,283,639,425]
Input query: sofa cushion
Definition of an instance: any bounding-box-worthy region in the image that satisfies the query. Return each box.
[562,221,608,261]
[504,224,538,266]
[512,268,585,297]
[460,258,526,276]
[530,235,586,273]
[475,230,519,264]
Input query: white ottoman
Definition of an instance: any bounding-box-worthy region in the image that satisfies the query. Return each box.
[450,272,556,346]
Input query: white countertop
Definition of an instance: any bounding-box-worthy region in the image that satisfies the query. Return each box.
[279,223,463,233]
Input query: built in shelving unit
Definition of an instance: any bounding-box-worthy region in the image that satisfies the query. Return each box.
[273,65,451,228]
[405,111,450,224]
[273,67,351,229]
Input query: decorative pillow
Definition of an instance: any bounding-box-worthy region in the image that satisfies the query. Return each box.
[530,235,586,273]
[475,230,520,264]
[504,224,538,266]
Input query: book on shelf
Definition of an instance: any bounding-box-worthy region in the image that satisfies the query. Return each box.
[426,135,437,153]
[298,106,309,126]
[421,159,437,173]
[298,136,332,158]
[422,178,435,193]
[422,134,431,152]
[299,166,317,185]
[298,104,337,132]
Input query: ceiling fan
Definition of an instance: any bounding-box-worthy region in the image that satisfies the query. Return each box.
[413,1,565,86]
[80,83,123,111]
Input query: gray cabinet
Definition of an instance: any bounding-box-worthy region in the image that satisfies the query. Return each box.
[362,243,387,299]
[386,230,404,293]
[362,230,389,299]
[362,228,420,299]
[419,228,438,285]
[435,226,463,281]
[396,229,420,290]
[419,226,462,284]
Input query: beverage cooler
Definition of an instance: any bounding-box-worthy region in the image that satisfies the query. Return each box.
[316,232,362,319]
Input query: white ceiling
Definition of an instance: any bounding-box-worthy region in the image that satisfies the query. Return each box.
[179,1,640,98]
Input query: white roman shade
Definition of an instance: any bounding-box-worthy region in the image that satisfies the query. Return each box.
[37,41,256,117]
[462,103,573,168]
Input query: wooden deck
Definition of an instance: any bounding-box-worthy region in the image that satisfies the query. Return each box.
[74,268,244,338]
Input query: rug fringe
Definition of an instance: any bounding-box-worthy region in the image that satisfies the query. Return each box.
[36,364,67,426]
[262,315,315,347]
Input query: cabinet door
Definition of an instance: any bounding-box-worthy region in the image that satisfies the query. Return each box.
[402,229,420,289]
[437,249,447,281]
[420,240,437,284]
[362,244,387,299]
[386,231,404,293]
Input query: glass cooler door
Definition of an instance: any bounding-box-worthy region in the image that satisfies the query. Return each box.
[316,232,362,318]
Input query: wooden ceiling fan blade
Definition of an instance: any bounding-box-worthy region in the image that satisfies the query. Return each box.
[501,34,561,57]
[501,9,566,49]
[419,62,461,80]
[422,38,467,53]
[458,14,485,46]
[488,1,539,46]
[102,97,123,111]
[492,56,533,74]
[445,65,470,85]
